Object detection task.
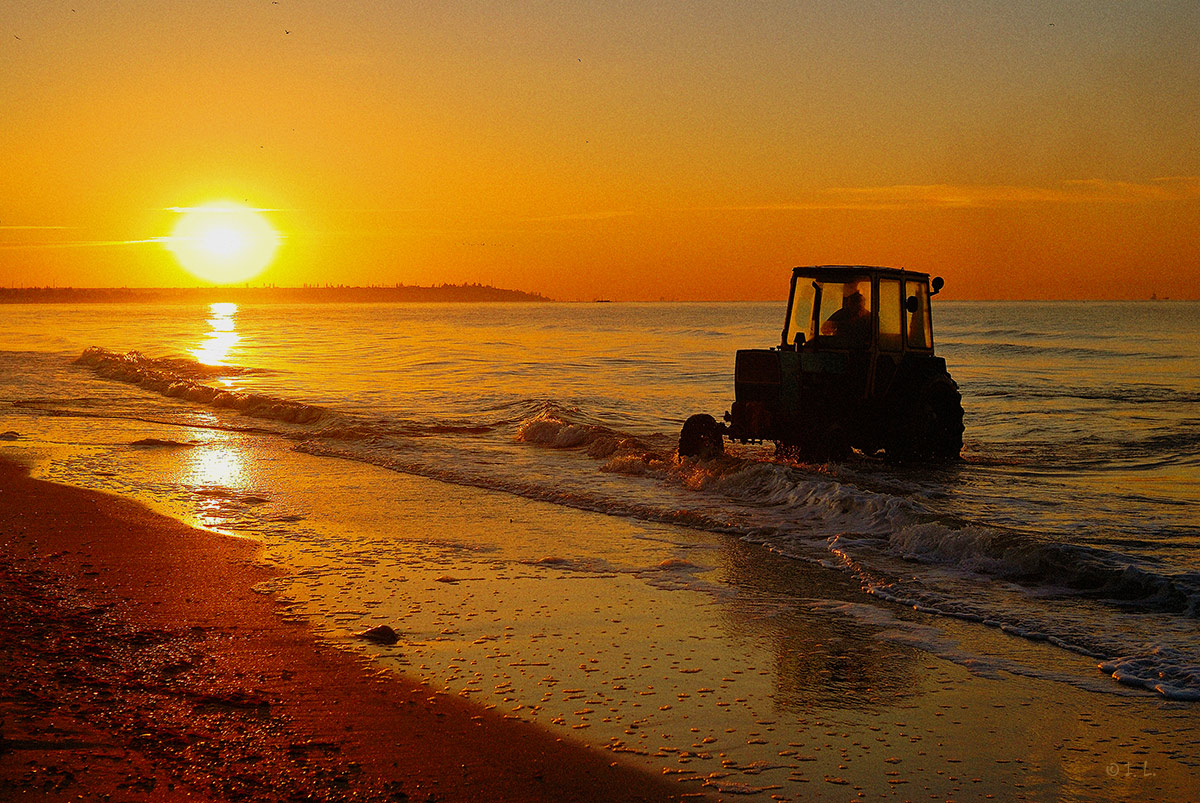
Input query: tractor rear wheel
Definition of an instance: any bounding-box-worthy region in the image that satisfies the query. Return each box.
[887,374,963,462]
[678,414,725,460]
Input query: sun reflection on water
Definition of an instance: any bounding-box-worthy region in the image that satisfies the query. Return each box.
[191,302,240,367]
[178,432,257,533]
[186,444,247,489]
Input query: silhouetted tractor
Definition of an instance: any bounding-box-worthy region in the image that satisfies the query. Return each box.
[679,265,963,462]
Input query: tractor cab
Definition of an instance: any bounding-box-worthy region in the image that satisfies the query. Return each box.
[782,266,938,355]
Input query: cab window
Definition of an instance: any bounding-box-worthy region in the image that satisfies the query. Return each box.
[878,279,902,351]
[786,281,817,346]
[905,280,932,349]
[817,278,871,347]
[787,275,873,348]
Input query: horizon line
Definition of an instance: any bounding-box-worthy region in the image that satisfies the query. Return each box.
[0,285,1194,303]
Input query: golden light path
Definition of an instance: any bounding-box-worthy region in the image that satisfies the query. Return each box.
[166,202,281,284]
[190,302,240,366]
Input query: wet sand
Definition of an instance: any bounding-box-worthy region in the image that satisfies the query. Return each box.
[0,456,700,803]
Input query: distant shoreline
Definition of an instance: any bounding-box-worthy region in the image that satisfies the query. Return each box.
[0,284,551,304]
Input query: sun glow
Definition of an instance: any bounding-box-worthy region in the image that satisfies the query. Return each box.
[167,202,281,284]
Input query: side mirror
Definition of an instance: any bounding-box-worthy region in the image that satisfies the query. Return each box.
[931,276,945,295]
[905,295,919,314]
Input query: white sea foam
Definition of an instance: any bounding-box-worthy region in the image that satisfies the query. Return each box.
[1099,649,1200,701]
[76,347,329,425]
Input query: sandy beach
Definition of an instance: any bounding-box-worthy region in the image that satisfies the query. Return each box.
[0,456,700,802]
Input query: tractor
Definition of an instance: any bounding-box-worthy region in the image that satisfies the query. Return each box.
[679,265,963,462]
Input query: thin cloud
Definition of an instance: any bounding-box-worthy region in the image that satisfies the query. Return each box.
[523,210,638,223]
[706,179,1200,213]
[1060,177,1200,202]
[164,206,286,213]
[332,207,435,214]
[0,238,164,250]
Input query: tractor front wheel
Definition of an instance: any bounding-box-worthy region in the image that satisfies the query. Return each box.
[678,414,725,460]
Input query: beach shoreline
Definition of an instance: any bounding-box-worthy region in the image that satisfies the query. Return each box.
[0,455,701,802]
[3,442,1199,802]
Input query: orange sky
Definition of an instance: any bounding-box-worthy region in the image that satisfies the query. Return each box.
[2,2,1197,300]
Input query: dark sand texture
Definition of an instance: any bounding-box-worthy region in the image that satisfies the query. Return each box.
[0,457,702,802]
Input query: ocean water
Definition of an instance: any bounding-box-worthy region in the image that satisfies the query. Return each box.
[2,299,1198,794]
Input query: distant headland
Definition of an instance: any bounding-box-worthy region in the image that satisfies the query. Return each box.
[0,283,551,304]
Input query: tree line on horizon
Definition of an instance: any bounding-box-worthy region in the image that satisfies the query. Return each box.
[0,283,551,304]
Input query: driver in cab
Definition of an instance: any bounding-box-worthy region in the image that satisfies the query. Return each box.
[821,288,871,347]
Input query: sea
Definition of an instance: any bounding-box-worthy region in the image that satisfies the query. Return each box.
[1,298,1198,793]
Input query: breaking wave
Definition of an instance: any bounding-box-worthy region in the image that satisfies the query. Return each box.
[506,403,1200,699]
[511,405,1200,623]
[75,347,329,425]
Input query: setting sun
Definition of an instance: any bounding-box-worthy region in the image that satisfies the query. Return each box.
[166,202,281,285]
